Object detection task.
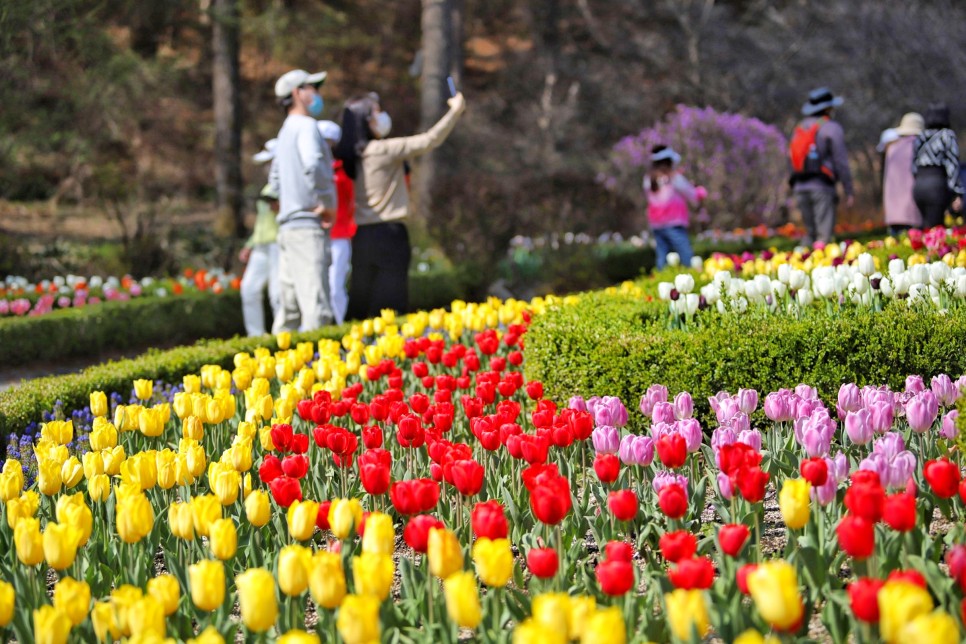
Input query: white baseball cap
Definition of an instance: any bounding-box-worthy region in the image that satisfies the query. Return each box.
[317,120,342,143]
[252,138,278,164]
[274,69,327,98]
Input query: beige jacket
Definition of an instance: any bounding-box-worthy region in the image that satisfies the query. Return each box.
[354,97,466,226]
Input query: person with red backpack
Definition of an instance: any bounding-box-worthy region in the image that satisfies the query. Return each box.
[789,88,854,246]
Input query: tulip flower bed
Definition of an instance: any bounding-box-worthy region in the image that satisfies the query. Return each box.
[2,295,966,643]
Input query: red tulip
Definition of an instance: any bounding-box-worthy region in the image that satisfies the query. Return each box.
[258,454,283,483]
[882,492,916,532]
[268,476,303,508]
[594,454,621,484]
[718,443,762,477]
[412,361,429,377]
[844,478,884,523]
[800,457,828,486]
[362,425,383,449]
[668,556,715,590]
[718,523,750,558]
[527,547,559,579]
[836,515,875,560]
[658,483,688,519]
[316,500,332,531]
[270,423,294,452]
[450,459,485,497]
[603,541,634,563]
[659,530,697,563]
[525,381,544,400]
[508,350,523,366]
[887,569,926,588]
[596,559,634,596]
[736,563,757,594]
[519,434,550,465]
[530,476,573,525]
[569,411,594,441]
[350,402,370,425]
[736,466,769,504]
[471,500,508,540]
[281,454,308,479]
[403,515,444,553]
[359,449,392,496]
[607,490,639,522]
[461,395,484,419]
[390,479,440,515]
[290,433,309,454]
[947,545,966,592]
[656,433,687,469]
[409,393,430,414]
[296,399,316,423]
[924,458,962,498]
[847,577,884,623]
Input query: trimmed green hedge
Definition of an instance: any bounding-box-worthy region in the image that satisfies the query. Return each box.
[0,325,349,438]
[0,292,246,367]
[524,292,966,427]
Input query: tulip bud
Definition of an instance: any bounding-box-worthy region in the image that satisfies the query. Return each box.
[245,489,271,528]
[209,518,238,560]
[133,378,153,401]
[352,552,394,600]
[33,605,72,644]
[278,545,312,596]
[309,551,347,609]
[337,594,381,644]
[236,568,279,633]
[147,574,181,616]
[428,527,463,579]
[189,559,226,612]
[444,570,482,629]
[472,538,513,587]
[288,500,320,541]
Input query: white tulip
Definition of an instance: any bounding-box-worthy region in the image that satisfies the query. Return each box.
[888,258,906,277]
[674,273,695,294]
[852,273,869,295]
[754,274,772,296]
[658,282,674,301]
[816,277,836,298]
[690,256,704,271]
[909,283,929,302]
[713,271,732,290]
[797,289,814,307]
[716,299,727,313]
[667,252,681,267]
[735,297,748,313]
[777,264,791,285]
[929,261,951,285]
[743,281,760,300]
[909,264,929,285]
[857,253,875,277]
[771,280,787,298]
[683,293,700,315]
[880,277,894,297]
[893,272,910,295]
[701,284,720,304]
[789,269,807,291]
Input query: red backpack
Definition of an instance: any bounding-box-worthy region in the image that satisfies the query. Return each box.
[789,118,835,185]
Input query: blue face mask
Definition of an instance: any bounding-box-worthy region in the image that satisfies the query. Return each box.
[307,93,324,117]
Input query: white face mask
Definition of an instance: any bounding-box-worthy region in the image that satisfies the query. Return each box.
[372,111,392,138]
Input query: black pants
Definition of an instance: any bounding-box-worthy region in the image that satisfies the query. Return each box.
[913,166,951,229]
[346,222,411,321]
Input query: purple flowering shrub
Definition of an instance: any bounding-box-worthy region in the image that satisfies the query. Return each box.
[600,105,789,230]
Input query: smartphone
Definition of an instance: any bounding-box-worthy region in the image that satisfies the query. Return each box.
[446,76,457,98]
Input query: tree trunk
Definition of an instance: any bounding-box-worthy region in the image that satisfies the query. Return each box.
[414,0,452,221]
[212,0,244,240]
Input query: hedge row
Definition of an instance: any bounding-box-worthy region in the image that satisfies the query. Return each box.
[0,325,349,439]
[524,292,966,429]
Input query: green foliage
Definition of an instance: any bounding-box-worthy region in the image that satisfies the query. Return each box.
[0,323,348,439]
[525,291,966,426]
[0,292,245,367]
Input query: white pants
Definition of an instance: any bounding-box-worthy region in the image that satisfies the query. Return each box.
[329,238,351,325]
[272,227,333,333]
[240,243,280,336]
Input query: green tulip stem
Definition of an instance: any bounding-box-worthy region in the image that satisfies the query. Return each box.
[427,564,435,633]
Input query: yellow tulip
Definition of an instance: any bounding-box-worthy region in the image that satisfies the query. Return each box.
[211,468,241,506]
[278,630,321,644]
[209,518,238,560]
[139,407,164,437]
[278,545,312,596]
[121,452,157,490]
[0,471,22,502]
[428,527,463,579]
[361,512,395,555]
[37,458,63,496]
[117,492,154,543]
[532,593,571,639]
[245,489,271,527]
[0,580,13,627]
[205,398,224,424]
[56,493,93,545]
[110,585,143,637]
[33,605,72,644]
[7,491,39,529]
[87,474,111,502]
[82,451,104,480]
[89,391,108,417]
[43,522,82,570]
[276,331,292,350]
[665,589,710,641]
[53,577,91,626]
[58,456,83,489]
[309,550,346,609]
[41,420,73,445]
[134,378,153,401]
[733,629,782,644]
[472,537,514,587]
[147,574,181,616]
[443,570,482,629]
[229,441,253,473]
[567,596,597,640]
[898,609,959,644]
[89,417,118,449]
[337,594,381,644]
[2,459,23,487]
[188,625,225,644]
[183,374,201,394]
[288,500,319,541]
[580,607,625,644]
[168,502,195,541]
[102,445,126,475]
[15,517,44,566]
[236,567,279,633]
[780,479,811,530]
[257,394,274,421]
[92,600,121,641]
[186,441,206,478]
[189,559,226,612]
[352,552,394,600]
[182,415,204,441]
[747,561,804,632]
[327,498,362,540]
[513,617,568,644]
[879,580,934,643]
[128,595,165,637]
[156,449,178,490]
[191,494,222,538]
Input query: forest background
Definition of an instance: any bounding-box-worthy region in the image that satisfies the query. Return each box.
[2,0,965,291]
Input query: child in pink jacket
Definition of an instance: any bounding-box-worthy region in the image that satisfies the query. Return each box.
[646,145,707,269]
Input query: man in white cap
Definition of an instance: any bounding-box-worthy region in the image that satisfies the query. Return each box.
[268,68,337,333]
[789,87,854,246]
[239,140,282,336]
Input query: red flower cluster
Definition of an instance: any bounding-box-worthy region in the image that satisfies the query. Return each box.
[596,540,635,596]
[719,442,769,503]
[524,464,572,525]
